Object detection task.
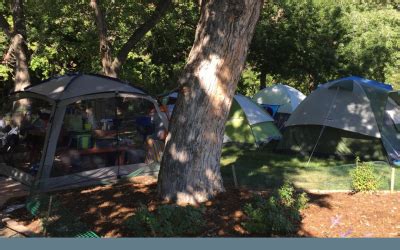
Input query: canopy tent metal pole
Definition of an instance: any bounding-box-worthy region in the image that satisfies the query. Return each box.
[306,87,340,167]
[115,94,121,179]
[31,102,66,193]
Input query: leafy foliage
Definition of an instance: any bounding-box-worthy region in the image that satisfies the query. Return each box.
[0,0,398,100]
[125,203,206,237]
[351,156,381,192]
[242,183,309,235]
[247,0,400,93]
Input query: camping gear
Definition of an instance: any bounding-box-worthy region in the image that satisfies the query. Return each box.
[224,94,282,145]
[0,73,167,192]
[278,76,400,163]
[252,84,306,129]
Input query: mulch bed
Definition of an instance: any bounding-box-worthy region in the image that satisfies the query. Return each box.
[2,176,400,237]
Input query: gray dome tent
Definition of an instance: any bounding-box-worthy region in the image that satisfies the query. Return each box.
[278,76,400,163]
[0,73,167,192]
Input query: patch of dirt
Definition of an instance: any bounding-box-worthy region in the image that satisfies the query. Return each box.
[3,176,400,237]
[299,192,400,238]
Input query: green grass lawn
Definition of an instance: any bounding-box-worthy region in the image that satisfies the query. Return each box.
[220,145,400,191]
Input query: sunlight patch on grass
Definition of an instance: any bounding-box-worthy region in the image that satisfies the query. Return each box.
[221,145,399,190]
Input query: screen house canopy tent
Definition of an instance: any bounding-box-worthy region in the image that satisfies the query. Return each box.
[0,73,168,192]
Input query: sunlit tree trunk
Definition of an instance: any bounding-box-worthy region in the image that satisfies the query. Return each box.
[157,0,263,204]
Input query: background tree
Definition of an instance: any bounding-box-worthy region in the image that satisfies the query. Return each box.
[157,0,263,204]
[0,0,398,105]
[245,0,399,94]
[0,0,30,112]
[337,2,400,87]
[248,0,345,93]
[89,0,172,77]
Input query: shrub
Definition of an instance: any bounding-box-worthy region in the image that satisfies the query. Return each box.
[351,157,380,192]
[125,204,206,237]
[242,183,309,235]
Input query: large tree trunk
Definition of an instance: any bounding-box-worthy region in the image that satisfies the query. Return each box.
[157,0,263,204]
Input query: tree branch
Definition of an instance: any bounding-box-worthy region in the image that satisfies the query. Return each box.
[112,0,173,72]
[90,0,114,76]
[0,14,12,38]
[2,38,15,63]
[12,0,27,38]
[90,0,108,49]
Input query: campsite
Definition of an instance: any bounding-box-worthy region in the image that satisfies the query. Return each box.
[1,0,400,239]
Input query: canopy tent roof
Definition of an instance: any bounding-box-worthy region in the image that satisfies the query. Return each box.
[16,73,146,102]
[252,84,306,114]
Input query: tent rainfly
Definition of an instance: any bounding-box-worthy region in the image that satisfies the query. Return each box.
[252,84,306,129]
[278,76,400,162]
[0,73,168,192]
[224,94,282,145]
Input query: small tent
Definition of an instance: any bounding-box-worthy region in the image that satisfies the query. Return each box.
[156,92,281,145]
[224,94,282,145]
[252,84,306,129]
[278,76,400,162]
[0,73,167,192]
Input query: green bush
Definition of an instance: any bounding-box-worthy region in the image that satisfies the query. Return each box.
[125,204,206,237]
[242,183,309,235]
[351,157,380,192]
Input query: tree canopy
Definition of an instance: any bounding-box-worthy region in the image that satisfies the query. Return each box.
[0,0,399,97]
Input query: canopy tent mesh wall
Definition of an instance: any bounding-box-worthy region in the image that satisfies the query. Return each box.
[0,73,167,193]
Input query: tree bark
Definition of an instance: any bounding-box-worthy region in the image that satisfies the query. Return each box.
[0,0,30,113]
[90,0,115,77]
[90,0,172,77]
[157,0,263,204]
[11,0,30,113]
[1,1,30,91]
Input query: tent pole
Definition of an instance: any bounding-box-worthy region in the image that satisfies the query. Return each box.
[391,166,395,193]
[306,87,339,167]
